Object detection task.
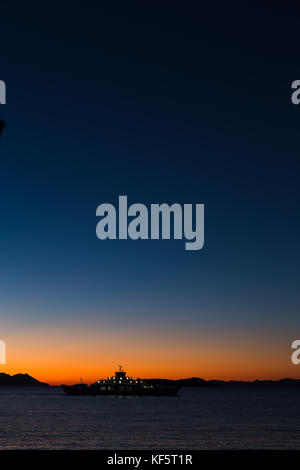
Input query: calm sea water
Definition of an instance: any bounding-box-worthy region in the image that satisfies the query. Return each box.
[0,386,299,449]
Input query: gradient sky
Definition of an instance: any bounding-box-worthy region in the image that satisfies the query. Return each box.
[1,3,300,384]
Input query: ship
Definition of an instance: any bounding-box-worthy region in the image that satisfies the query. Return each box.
[61,378,90,396]
[62,366,180,396]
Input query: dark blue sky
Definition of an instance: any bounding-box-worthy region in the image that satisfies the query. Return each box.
[1,3,300,379]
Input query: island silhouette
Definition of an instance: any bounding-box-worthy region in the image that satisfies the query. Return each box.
[0,373,49,387]
[1,372,300,388]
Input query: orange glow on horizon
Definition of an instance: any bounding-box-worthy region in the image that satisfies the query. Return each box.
[1,323,299,385]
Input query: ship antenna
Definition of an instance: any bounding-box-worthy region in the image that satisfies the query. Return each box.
[119,364,122,372]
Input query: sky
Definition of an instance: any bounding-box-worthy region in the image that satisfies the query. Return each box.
[0,3,300,384]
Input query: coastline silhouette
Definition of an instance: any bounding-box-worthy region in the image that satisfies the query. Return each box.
[1,372,300,388]
[0,373,48,386]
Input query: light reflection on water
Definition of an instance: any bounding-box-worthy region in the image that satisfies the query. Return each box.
[0,386,299,449]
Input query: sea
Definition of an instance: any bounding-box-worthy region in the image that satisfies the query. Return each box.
[0,386,299,449]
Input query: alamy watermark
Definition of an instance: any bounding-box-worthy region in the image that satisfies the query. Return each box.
[96,196,204,251]
[0,80,6,104]
[291,340,300,364]
[0,341,6,364]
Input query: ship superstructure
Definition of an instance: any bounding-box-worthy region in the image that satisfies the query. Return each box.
[62,365,180,396]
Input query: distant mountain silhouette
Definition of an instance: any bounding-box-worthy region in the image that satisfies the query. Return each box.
[145,377,213,387]
[207,378,300,387]
[145,377,300,387]
[177,377,213,387]
[1,373,299,388]
[0,373,49,387]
